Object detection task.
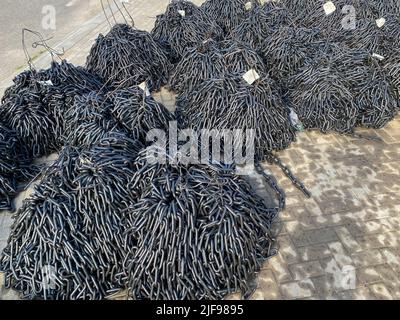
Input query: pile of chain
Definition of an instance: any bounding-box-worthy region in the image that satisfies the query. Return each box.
[384,48,400,100]
[201,0,260,34]
[86,23,170,91]
[289,0,346,31]
[169,39,267,94]
[177,73,296,154]
[41,60,104,147]
[119,148,279,299]
[289,43,398,132]
[110,86,174,141]
[335,49,398,128]
[0,70,59,158]
[151,0,223,63]
[230,2,292,52]
[64,86,173,149]
[63,91,119,149]
[261,26,322,89]
[0,135,143,299]
[288,50,358,134]
[336,15,400,60]
[0,61,104,157]
[0,123,37,210]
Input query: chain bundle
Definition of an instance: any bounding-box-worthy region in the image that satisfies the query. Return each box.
[176,73,296,155]
[230,2,292,52]
[201,0,261,34]
[260,26,322,89]
[120,148,279,299]
[110,86,174,142]
[63,92,119,149]
[151,0,224,63]
[0,134,142,299]
[86,23,171,91]
[0,123,35,210]
[169,39,266,94]
[288,53,358,134]
[0,70,58,158]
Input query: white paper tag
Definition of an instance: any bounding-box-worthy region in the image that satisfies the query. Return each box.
[243,69,260,85]
[376,17,386,28]
[372,53,385,61]
[139,81,151,96]
[323,1,336,16]
[38,80,53,86]
[178,10,185,17]
[289,108,304,131]
[245,2,252,10]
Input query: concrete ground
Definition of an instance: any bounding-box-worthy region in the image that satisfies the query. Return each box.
[0,0,102,83]
[1,0,400,300]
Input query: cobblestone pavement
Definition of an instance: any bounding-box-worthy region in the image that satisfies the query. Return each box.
[1,0,400,300]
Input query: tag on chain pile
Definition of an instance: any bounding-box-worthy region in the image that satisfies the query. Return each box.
[376,17,386,28]
[243,69,260,85]
[139,81,151,96]
[372,53,385,61]
[38,80,54,86]
[289,108,304,132]
[323,1,336,16]
[178,10,186,17]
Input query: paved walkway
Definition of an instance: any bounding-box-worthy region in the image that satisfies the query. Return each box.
[1,0,400,300]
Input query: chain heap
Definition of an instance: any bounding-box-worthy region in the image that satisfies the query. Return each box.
[201,0,261,34]
[86,23,171,91]
[169,39,267,95]
[151,0,223,63]
[176,73,296,153]
[120,148,279,300]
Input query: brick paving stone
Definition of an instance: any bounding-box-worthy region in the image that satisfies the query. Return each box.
[369,283,394,300]
[327,242,354,269]
[325,287,375,300]
[333,226,363,253]
[373,264,400,299]
[251,270,281,300]
[379,248,400,272]
[311,275,336,296]
[319,257,342,280]
[351,250,386,268]
[306,228,339,245]
[297,244,332,262]
[264,255,293,283]
[288,261,325,281]
[280,280,316,299]
[276,235,300,264]
[356,267,382,286]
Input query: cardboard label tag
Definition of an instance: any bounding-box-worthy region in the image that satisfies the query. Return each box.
[245,2,252,10]
[243,69,260,85]
[38,80,53,86]
[178,10,185,17]
[323,1,336,16]
[139,81,151,96]
[376,17,386,28]
[372,53,385,61]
